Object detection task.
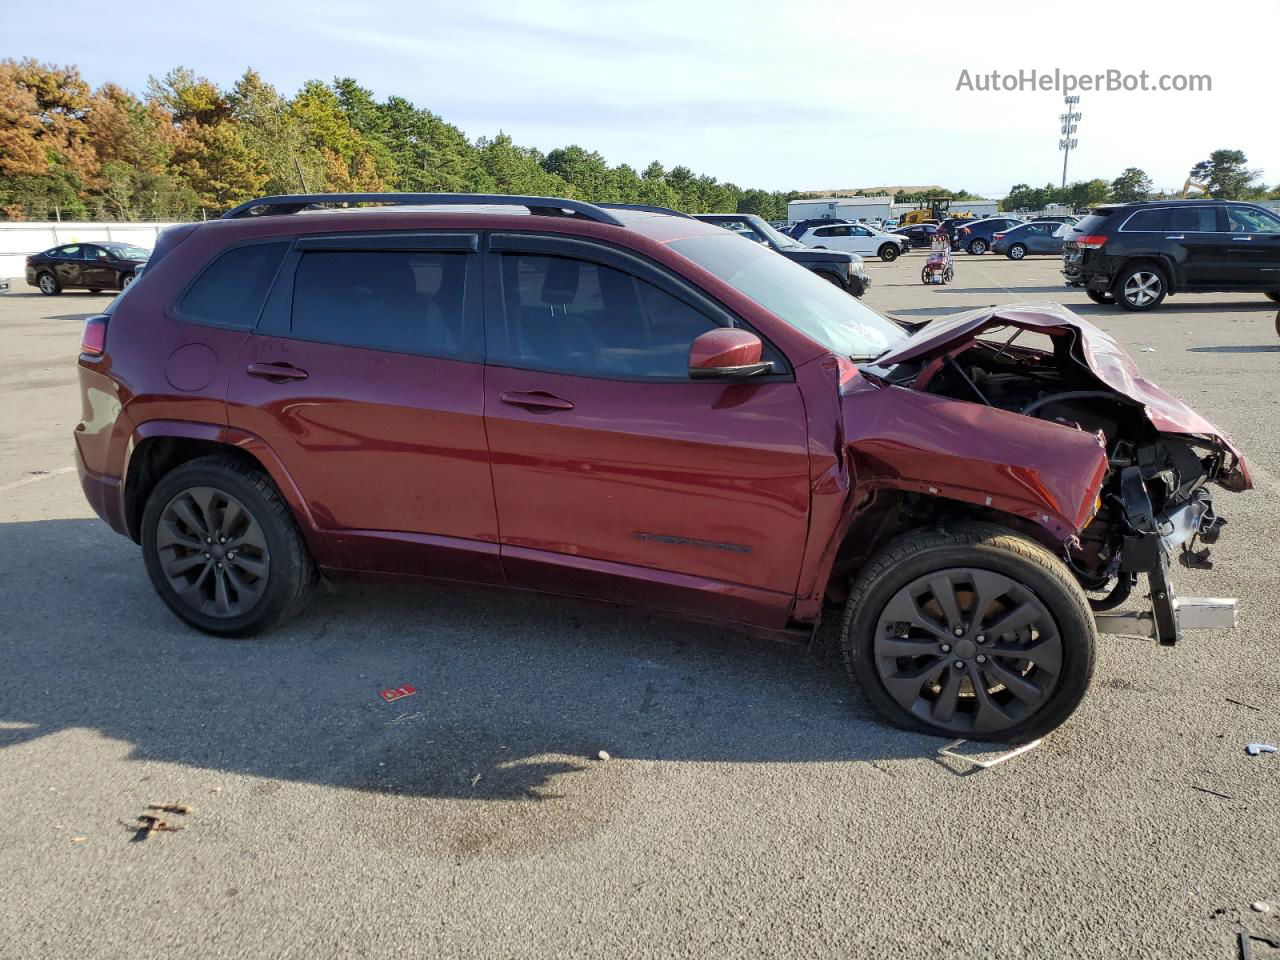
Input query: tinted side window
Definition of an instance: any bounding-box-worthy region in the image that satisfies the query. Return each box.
[180,242,289,329]
[493,254,716,378]
[1166,206,1217,231]
[290,250,468,357]
[1123,209,1169,231]
[1227,206,1280,232]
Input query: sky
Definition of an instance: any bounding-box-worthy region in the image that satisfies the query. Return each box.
[9,0,1278,198]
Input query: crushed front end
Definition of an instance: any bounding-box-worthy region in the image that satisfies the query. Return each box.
[867,303,1251,643]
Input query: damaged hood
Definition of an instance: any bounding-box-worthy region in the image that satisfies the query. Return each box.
[878,302,1250,489]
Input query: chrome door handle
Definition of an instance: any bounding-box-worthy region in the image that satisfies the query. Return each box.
[1165,235,1185,240]
[499,390,574,411]
[1231,236,1252,241]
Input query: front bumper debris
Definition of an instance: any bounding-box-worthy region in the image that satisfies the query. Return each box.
[1095,596,1238,642]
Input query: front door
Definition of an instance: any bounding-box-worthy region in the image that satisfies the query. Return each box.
[481,235,812,626]
[1222,205,1280,288]
[227,232,501,582]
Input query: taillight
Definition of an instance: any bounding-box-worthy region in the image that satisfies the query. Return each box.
[80,315,108,357]
[993,232,1006,240]
[1075,235,1107,249]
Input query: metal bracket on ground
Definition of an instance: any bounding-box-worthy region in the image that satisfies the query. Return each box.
[937,738,1043,770]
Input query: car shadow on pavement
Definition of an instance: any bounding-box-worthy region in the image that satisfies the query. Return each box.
[0,518,943,806]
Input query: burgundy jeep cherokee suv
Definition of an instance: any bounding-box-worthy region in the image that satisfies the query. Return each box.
[75,193,1250,741]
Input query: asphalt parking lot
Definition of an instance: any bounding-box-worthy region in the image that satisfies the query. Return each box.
[1,253,1278,960]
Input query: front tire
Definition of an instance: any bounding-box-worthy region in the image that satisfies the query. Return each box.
[967,238,988,255]
[37,272,60,295]
[1113,263,1167,311]
[141,456,315,637]
[121,273,135,289]
[840,523,1095,742]
[1007,243,1027,260]
[1265,291,1280,303]
[878,244,899,262]
[1085,289,1114,304]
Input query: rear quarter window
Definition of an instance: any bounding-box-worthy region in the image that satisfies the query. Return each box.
[178,242,290,329]
[1071,214,1112,235]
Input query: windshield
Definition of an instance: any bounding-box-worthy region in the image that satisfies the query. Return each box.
[670,233,907,359]
[102,243,151,259]
[753,218,804,249]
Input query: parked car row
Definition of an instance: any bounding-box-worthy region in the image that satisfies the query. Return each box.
[693,213,869,296]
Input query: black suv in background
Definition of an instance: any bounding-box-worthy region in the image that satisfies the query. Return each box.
[1062,200,1280,310]
[693,213,868,296]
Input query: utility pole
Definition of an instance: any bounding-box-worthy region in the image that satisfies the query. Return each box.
[1059,95,1081,189]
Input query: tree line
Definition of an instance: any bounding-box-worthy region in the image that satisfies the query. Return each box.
[0,60,827,222]
[3,59,1274,224]
[1003,151,1276,213]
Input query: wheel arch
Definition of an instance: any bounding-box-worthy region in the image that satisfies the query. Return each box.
[123,426,328,561]
[1116,254,1180,291]
[821,489,1067,608]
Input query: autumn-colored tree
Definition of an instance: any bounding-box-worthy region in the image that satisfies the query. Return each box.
[0,59,96,181]
[173,121,267,211]
[291,80,393,191]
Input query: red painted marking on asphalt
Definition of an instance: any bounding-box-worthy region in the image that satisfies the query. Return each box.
[379,684,416,703]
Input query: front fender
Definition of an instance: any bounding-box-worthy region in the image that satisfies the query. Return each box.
[789,358,1108,621]
[843,381,1109,539]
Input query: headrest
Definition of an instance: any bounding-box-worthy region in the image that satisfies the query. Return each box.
[541,256,580,306]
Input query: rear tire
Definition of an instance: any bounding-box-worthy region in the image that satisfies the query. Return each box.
[141,456,316,637]
[37,272,60,295]
[878,244,899,262]
[1265,291,1280,303]
[1113,263,1167,311]
[840,523,1096,742]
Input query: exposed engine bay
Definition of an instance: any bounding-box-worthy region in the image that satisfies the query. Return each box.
[865,305,1250,643]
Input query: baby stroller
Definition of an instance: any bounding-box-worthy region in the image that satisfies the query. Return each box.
[922,230,954,284]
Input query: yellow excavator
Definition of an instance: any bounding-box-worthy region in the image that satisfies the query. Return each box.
[1180,178,1211,198]
[900,197,976,225]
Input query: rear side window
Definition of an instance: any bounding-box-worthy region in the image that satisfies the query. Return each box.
[1165,206,1217,231]
[1071,214,1112,235]
[1123,209,1168,231]
[491,253,716,378]
[290,250,468,358]
[179,242,288,329]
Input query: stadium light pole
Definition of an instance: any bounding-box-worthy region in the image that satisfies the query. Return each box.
[1059,95,1081,190]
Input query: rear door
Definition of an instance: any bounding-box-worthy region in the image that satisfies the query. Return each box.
[480,233,811,626]
[808,224,852,251]
[227,232,501,582]
[81,245,118,289]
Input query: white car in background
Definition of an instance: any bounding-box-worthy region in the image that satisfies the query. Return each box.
[796,221,909,261]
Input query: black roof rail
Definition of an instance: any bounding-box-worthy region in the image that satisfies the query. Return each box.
[220,192,627,227]
[593,202,694,220]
